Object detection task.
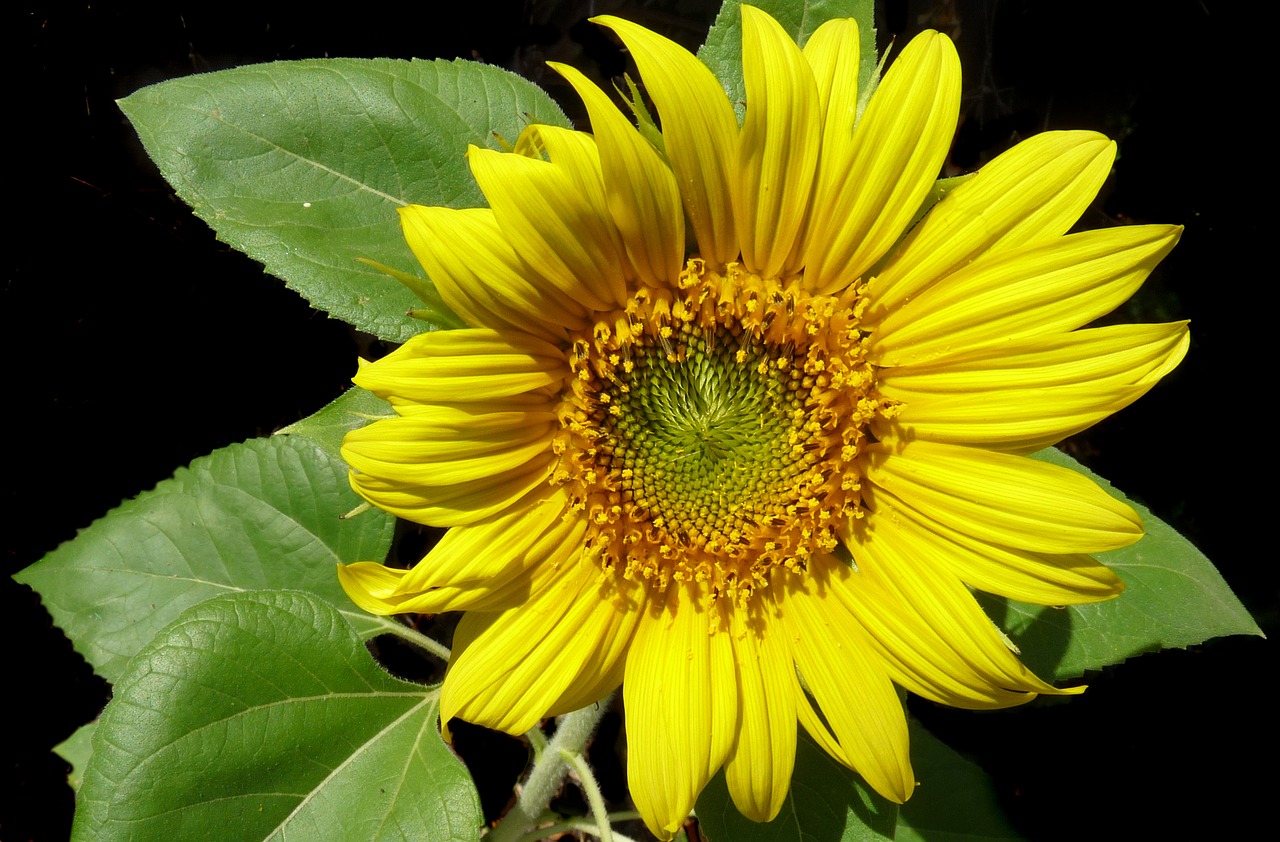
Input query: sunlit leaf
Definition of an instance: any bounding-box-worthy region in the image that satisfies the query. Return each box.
[119,59,570,341]
[15,436,397,683]
[72,591,481,842]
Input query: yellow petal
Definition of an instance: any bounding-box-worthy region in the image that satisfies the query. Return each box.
[398,205,587,338]
[352,328,566,404]
[880,322,1190,451]
[737,4,822,277]
[553,61,685,287]
[866,131,1117,322]
[871,225,1182,366]
[625,584,736,840]
[336,489,582,615]
[594,15,739,268]
[775,568,914,803]
[440,555,641,736]
[862,440,1142,553]
[858,488,1123,605]
[824,537,1075,701]
[342,406,555,487]
[804,30,961,293]
[349,452,555,527]
[468,138,627,311]
[723,605,796,822]
[807,553,1048,709]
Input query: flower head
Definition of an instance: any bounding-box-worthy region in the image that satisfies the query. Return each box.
[338,6,1187,837]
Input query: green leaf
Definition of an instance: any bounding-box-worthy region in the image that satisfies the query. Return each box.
[896,719,1024,842]
[55,722,98,793]
[119,59,570,342]
[699,0,877,121]
[983,449,1263,681]
[277,386,393,460]
[697,733,898,841]
[72,591,481,842]
[15,436,397,683]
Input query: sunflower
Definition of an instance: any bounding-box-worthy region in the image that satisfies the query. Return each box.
[337,5,1187,838]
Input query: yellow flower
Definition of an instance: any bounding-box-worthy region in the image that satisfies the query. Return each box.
[338,6,1187,838]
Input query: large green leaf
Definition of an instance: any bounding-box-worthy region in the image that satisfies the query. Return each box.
[697,733,898,842]
[985,449,1263,680]
[15,436,397,683]
[72,590,481,842]
[119,59,570,342]
[699,0,877,121]
[896,720,1023,842]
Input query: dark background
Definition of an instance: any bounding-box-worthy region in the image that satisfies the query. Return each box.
[8,1,1271,840]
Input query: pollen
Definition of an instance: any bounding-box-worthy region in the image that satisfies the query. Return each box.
[554,259,894,603]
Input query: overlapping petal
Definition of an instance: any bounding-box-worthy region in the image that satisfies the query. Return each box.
[398,205,587,339]
[865,130,1118,322]
[441,554,642,737]
[871,224,1182,366]
[594,15,740,268]
[736,4,821,277]
[862,440,1142,553]
[803,28,961,292]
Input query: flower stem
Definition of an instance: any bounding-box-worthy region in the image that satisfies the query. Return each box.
[560,747,612,842]
[487,694,614,842]
[375,619,451,662]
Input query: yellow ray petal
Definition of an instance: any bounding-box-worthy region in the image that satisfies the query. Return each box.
[807,553,1047,709]
[351,328,567,403]
[553,61,685,287]
[625,584,736,839]
[398,205,587,338]
[879,322,1189,451]
[349,452,555,527]
[804,29,961,293]
[468,139,627,311]
[775,569,914,803]
[341,411,555,488]
[871,225,1182,366]
[881,322,1191,391]
[859,487,1123,604]
[723,605,796,822]
[440,555,641,736]
[737,4,821,278]
[335,488,579,615]
[593,15,739,268]
[866,131,1117,321]
[845,521,1088,698]
[861,440,1141,553]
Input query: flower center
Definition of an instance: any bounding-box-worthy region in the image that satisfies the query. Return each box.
[553,259,892,602]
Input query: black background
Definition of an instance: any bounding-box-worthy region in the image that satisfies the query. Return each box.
[8,1,1272,840]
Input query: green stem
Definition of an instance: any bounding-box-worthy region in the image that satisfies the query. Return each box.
[374,619,451,663]
[487,694,614,842]
[560,747,612,842]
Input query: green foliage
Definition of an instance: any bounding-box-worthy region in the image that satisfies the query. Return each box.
[16,436,398,683]
[71,591,481,842]
[119,59,570,342]
[699,0,878,121]
[697,734,899,841]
